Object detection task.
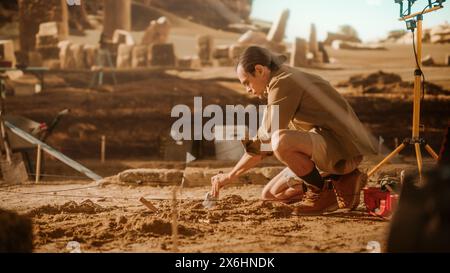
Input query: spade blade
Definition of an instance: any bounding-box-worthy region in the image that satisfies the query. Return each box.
[202,192,217,209]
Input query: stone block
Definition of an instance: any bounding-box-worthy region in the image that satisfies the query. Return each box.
[151,43,176,66]
[131,45,148,68]
[116,44,133,68]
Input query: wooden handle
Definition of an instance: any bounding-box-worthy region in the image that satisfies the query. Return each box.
[0,118,12,162]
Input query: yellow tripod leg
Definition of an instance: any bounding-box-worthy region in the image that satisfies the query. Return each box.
[425,144,439,161]
[415,143,423,177]
[368,143,406,178]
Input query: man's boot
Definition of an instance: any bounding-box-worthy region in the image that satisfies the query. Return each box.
[331,169,368,210]
[292,181,338,215]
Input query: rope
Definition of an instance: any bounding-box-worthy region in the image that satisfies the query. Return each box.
[0,187,364,203]
[0,188,129,200]
[27,173,88,179]
[0,188,206,201]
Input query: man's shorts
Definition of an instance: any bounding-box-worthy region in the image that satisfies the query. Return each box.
[308,129,362,175]
[280,129,363,188]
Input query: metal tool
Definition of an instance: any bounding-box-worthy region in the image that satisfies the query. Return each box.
[202,192,218,209]
[202,171,223,209]
[0,82,28,184]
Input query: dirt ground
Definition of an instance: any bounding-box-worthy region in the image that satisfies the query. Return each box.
[0,177,387,253]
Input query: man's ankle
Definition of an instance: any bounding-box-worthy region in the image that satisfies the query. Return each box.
[300,167,325,189]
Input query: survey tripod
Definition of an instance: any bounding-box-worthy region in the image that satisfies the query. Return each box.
[368,0,445,178]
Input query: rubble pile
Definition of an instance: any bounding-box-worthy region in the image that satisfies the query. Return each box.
[337,71,450,96]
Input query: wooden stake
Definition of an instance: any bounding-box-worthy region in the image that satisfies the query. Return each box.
[171,187,179,252]
[101,135,106,163]
[378,136,384,155]
[139,197,158,212]
[393,138,399,160]
[35,144,42,184]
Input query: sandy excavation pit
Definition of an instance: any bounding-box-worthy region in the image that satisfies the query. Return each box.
[0,180,390,253]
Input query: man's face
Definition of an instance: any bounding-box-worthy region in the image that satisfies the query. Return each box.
[237,64,269,99]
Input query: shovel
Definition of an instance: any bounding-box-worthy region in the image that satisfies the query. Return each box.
[0,87,28,184]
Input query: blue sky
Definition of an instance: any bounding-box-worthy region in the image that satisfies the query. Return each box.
[251,0,450,42]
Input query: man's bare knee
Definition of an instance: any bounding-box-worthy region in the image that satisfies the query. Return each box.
[271,130,290,160]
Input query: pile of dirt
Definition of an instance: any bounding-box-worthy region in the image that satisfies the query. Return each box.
[233,200,294,219]
[19,189,389,252]
[0,208,33,253]
[32,205,202,249]
[177,195,294,224]
[338,71,450,95]
[132,217,198,237]
[30,194,295,250]
[27,199,113,216]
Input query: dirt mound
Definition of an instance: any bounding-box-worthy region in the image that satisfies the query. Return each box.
[133,218,198,237]
[33,208,202,249]
[347,71,402,87]
[235,200,294,219]
[270,202,294,218]
[220,194,245,205]
[27,200,113,216]
[180,195,295,223]
[0,209,33,253]
[20,188,389,252]
[338,71,450,95]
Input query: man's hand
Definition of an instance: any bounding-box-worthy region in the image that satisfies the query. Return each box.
[209,153,263,199]
[211,172,235,198]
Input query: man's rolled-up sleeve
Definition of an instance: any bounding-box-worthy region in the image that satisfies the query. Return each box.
[242,77,304,157]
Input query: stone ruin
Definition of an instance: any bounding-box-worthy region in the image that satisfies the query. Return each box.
[0,40,16,67]
[103,0,131,41]
[210,10,330,68]
[35,22,62,68]
[266,9,290,44]
[197,35,214,66]
[140,16,171,45]
[211,9,291,67]
[18,0,69,55]
[324,31,362,45]
[287,23,330,67]
[151,44,176,67]
[113,30,136,46]
[24,14,178,71]
[10,2,336,75]
[290,38,307,67]
[385,23,450,45]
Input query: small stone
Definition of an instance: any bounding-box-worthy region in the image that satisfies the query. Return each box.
[112,29,135,45]
[117,216,127,225]
[422,55,435,66]
[150,43,176,66]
